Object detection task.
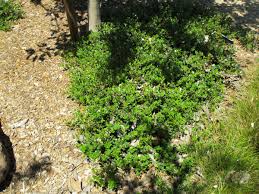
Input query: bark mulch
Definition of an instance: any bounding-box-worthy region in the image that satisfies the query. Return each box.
[0,0,99,193]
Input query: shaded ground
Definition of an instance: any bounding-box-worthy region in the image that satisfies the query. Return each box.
[0,0,257,193]
[215,0,258,32]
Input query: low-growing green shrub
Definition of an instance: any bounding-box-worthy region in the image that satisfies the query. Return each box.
[0,0,23,31]
[66,1,254,191]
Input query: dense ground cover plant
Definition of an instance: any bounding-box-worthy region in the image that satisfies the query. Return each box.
[66,1,255,191]
[0,0,23,31]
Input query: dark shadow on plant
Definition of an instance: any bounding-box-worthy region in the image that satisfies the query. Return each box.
[101,0,256,51]
[101,0,214,23]
[93,163,181,193]
[26,0,257,62]
[97,27,137,85]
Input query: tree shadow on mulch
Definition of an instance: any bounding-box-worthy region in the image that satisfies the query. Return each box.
[215,0,258,31]
[25,0,88,62]
[13,156,52,181]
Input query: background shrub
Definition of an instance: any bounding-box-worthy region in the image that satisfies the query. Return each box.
[0,0,23,31]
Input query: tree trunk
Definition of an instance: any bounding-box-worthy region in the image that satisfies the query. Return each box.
[88,0,101,32]
[63,0,79,41]
[0,141,10,185]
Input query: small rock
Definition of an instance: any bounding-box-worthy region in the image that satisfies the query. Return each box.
[148,154,156,163]
[81,176,93,192]
[131,122,137,130]
[68,178,82,192]
[82,185,92,193]
[79,135,85,143]
[84,169,92,176]
[204,35,209,43]
[193,113,200,122]
[240,172,250,184]
[10,119,29,129]
[226,170,251,184]
[171,138,181,146]
[176,153,188,164]
[130,139,140,147]
[198,123,205,130]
